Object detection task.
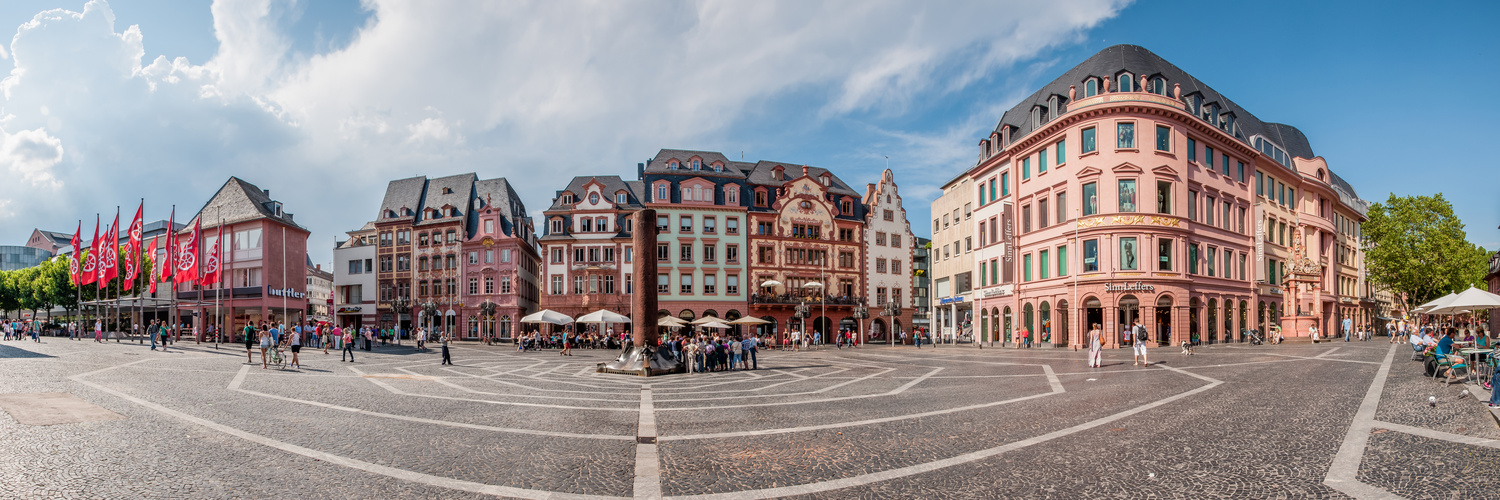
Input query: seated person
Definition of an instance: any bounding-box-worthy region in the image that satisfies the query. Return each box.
[1420,330,1438,347]
[1437,330,1455,356]
[1409,331,1424,350]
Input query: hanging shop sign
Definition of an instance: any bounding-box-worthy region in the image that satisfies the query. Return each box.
[1103,282,1155,293]
[981,285,1014,298]
[337,306,363,314]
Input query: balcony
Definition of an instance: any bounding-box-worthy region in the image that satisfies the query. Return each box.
[750,294,864,306]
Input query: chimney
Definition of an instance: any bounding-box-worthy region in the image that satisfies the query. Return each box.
[638,162,645,180]
[263,189,270,198]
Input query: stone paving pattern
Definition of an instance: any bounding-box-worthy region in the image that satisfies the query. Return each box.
[0,337,1494,498]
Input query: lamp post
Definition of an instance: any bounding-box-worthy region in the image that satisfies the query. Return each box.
[883,300,903,346]
[392,295,411,345]
[422,300,439,347]
[794,301,809,351]
[804,281,825,348]
[481,300,497,345]
[852,303,869,346]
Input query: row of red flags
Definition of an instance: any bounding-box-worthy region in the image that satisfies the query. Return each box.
[66,202,224,294]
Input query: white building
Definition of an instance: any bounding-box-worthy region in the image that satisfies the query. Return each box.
[333,222,378,328]
[307,264,333,323]
[929,174,976,342]
[862,169,915,343]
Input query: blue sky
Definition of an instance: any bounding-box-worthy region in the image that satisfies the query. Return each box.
[0,0,1494,266]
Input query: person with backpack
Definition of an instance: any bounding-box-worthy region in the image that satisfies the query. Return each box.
[1132,318,1149,366]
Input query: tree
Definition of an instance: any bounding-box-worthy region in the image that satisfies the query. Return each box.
[1364,193,1489,312]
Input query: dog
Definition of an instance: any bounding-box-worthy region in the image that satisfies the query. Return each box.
[1180,341,1194,355]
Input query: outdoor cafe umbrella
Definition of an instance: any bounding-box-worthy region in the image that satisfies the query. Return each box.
[520,309,575,325]
[658,316,689,327]
[577,309,630,324]
[729,317,771,325]
[699,321,733,330]
[1413,292,1460,314]
[1427,287,1500,315]
[690,316,725,325]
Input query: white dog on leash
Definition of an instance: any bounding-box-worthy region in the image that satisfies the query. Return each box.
[1180,341,1194,355]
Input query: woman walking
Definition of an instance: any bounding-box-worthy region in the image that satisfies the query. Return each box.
[1087,323,1103,368]
[440,331,453,365]
[258,325,272,369]
[288,326,302,369]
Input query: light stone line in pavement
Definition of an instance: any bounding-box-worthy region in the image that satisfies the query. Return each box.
[655,367,943,412]
[436,367,641,402]
[347,364,638,412]
[1323,343,1402,500]
[664,362,1223,500]
[634,385,662,500]
[661,369,1061,441]
[71,359,626,500]
[1373,420,1500,449]
[652,368,887,403]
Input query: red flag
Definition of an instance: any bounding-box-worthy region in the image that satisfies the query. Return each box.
[200,223,223,287]
[124,202,143,289]
[68,222,81,286]
[100,210,120,287]
[148,236,159,295]
[174,218,200,285]
[83,216,100,286]
[159,208,175,286]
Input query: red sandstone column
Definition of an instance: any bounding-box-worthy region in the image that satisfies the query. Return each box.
[632,209,659,348]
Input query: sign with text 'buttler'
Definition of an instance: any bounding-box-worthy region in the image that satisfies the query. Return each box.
[268,287,306,299]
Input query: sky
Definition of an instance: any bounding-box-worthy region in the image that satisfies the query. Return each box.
[0,0,1495,268]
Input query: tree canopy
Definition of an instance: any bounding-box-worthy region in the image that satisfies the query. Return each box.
[1363,193,1489,311]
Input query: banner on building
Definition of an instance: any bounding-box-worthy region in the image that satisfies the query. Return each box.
[1001,202,1015,284]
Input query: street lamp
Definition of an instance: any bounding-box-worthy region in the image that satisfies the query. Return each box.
[882,300,903,346]
[392,295,411,345]
[421,300,439,347]
[852,303,869,346]
[480,300,497,345]
[803,281,826,348]
[793,301,809,351]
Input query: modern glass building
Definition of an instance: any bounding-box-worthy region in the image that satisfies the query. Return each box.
[0,245,53,271]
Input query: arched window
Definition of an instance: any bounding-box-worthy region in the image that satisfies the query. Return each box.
[691,159,701,170]
[668,161,679,170]
[1084,78,1098,97]
[1117,72,1134,92]
[1150,76,1166,95]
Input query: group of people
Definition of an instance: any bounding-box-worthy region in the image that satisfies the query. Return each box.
[670,334,759,372]
[2,319,40,342]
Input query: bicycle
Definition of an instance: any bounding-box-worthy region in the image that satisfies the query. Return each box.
[267,344,286,369]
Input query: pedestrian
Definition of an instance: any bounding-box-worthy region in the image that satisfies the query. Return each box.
[149,320,160,351]
[684,340,701,373]
[258,325,272,369]
[1342,317,1352,342]
[440,331,452,365]
[730,336,743,370]
[94,319,103,343]
[244,323,257,362]
[1088,323,1103,368]
[1132,318,1149,367]
[158,321,170,352]
[914,329,922,349]
[743,335,758,370]
[341,327,356,362]
[323,325,333,355]
[561,331,574,356]
[288,325,302,369]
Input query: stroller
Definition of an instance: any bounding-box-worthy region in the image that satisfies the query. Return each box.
[1245,328,1264,345]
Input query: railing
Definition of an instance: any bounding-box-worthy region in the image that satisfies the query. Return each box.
[750,294,864,306]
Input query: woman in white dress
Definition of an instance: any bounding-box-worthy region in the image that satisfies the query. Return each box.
[1087,323,1103,368]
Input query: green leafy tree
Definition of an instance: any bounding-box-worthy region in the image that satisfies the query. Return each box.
[0,271,18,316]
[1364,193,1489,312]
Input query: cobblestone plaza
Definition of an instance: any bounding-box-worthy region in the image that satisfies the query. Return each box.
[1,339,1495,498]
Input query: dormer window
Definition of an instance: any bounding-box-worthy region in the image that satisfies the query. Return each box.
[691,159,700,170]
[1149,76,1166,95]
[1084,77,1099,97]
[1048,95,1063,118]
[712,162,723,172]
[655,183,668,202]
[1187,94,1203,116]
[442,187,453,195]
[386,210,396,219]
[1116,72,1134,92]
[449,207,458,217]
[560,193,576,204]
[402,208,413,216]
[615,192,628,204]
[668,161,679,170]
[1222,112,1236,134]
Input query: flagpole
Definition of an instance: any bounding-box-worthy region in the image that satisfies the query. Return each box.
[171,205,178,344]
[215,206,222,350]
[75,220,81,340]
[113,206,120,342]
[136,198,143,345]
[282,225,288,331]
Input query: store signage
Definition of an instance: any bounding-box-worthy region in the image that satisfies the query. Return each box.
[337,306,363,314]
[939,296,966,305]
[268,287,306,299]
[1256,219,1265,265]
[981,285,1013,298]
[1104,282,1155,293]
[1001,203,1015,284]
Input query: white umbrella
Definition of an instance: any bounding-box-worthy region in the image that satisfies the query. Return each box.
[1413,292,1460,315]
[760,280,784,288]
[690,316,724,325]
[699,321,732,329]
[577,309,630,324]
[729,317,770,325]
[658,316,688,327]
[520,309,575,325]
[1427,287,1500,315]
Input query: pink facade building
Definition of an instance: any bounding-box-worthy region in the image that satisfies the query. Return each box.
[962,45,1372,348]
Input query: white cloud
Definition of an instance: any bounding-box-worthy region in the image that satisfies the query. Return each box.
[0,125,64,187]
[0,0,1128,261]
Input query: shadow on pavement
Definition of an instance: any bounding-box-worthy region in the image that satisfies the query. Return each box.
[0,344,55,359]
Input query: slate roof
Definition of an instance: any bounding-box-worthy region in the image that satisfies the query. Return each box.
[184,177,307,232]
[742,160,861,197]
[992,44,1316,160]
[990,44,1366,208]
[415,173,477,227]
[37,230,72,247]
[547,175,644,211]
[644,149,747,178]
[377,176,427,222]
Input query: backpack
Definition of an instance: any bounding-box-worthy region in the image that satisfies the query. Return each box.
[1135,325,1148,342]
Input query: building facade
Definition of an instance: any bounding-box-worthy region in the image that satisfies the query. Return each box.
[911,236,932,335]
[862,169,914,342]
[539,176,644,329]
[334,222,378,329]
[179,177,311,339]
[955,44,1372,348]
[373,175,537,339]
[307,264,333,323]
[642,151,752,327]
[929,175,975,342]
[460,178,540,340]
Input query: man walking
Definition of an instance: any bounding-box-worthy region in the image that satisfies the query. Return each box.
[743,335,758,370]
[149,320,159,351]
[1132,318,1149,367]
[1342,317,1352,342]
[440,331,453,365]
